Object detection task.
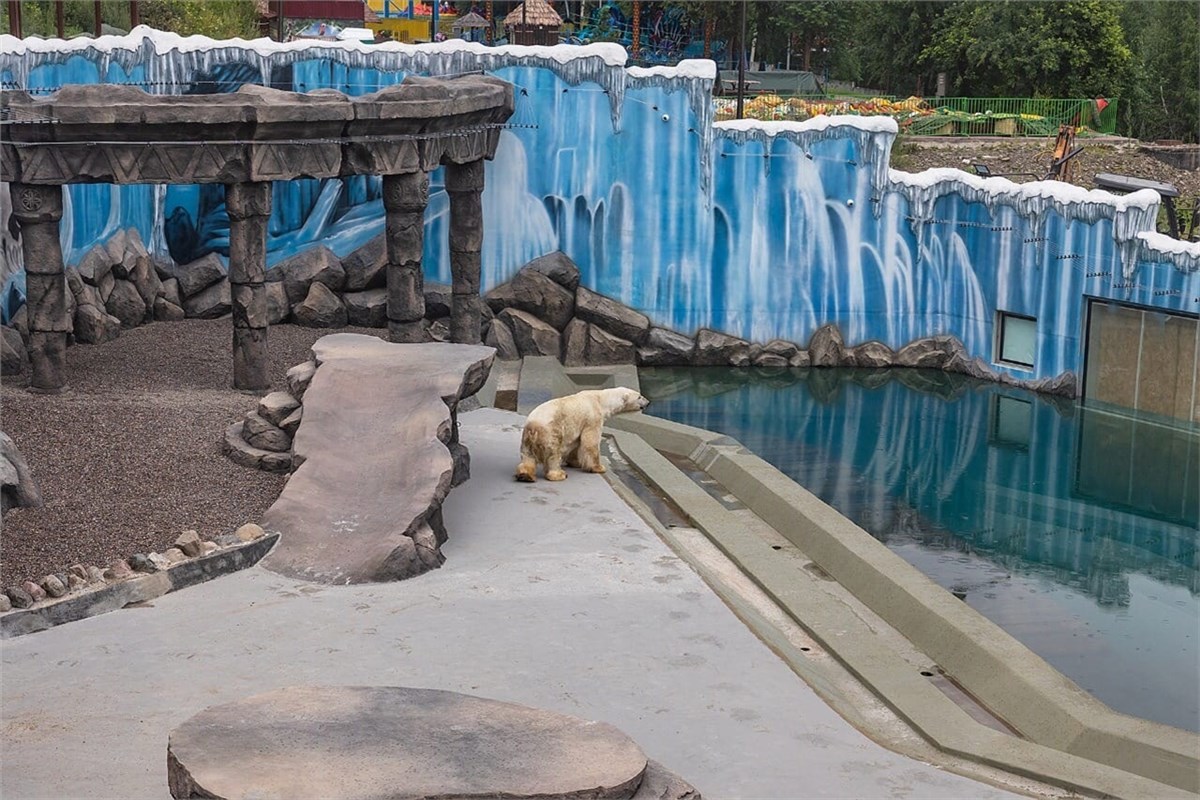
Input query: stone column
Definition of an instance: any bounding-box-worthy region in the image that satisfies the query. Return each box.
[383,171,429,344]
[226,182,272,391]
[11,183,68,393]
[445,160,485,344]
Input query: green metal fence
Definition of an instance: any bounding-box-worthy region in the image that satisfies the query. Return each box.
[712,92,1119,137]
[921,97,1119,136]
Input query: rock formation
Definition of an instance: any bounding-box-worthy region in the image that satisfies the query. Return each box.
[243,334,493,583]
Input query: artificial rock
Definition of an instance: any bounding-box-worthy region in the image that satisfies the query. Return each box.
[258,392,301,427]
[173,254,226,299]
[637,327,695,366]
[293,282,347,328]
[498,308,560,359]
[264,280,291,325]
[342,289,387,328]
[807,324,846,367]
[1,325,28,375]
[524,250,581,292]
[243,412,292,453]
[849,340,895,368]
[182,278,232,319]
[105,279,147,327]
[340,233,387,292]
[153,298,187,322]
[693,329,750,366]
[484,317,520,360]
[574,287,651,345]
[423,282,452,319]
[486,268,575,331]
[271,246,345,305]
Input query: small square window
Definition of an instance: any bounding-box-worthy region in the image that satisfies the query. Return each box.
[996,312,1036,369]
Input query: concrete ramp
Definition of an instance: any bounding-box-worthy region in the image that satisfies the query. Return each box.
[261,334,493,584]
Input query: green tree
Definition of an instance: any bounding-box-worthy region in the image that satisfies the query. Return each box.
[1120,0,1200,142]
[2,0,258,39]
[851,2,946,96]
[2,1,137,38]
[920,0,1134,98]
[768,0,855,75]
[138,1,261,40]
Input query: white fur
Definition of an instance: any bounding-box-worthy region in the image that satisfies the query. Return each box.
[515,387,648,482]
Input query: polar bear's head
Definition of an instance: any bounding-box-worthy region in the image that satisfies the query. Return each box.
[603,386,650,415]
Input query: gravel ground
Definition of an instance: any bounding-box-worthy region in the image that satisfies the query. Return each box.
[0,320,385,586]
[893,137,1200,200]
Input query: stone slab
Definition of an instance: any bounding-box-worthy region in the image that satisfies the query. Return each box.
[260,335,493,583]
[167,685,647,800]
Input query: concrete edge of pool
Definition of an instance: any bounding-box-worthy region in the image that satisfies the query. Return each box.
[508,358,1198,798]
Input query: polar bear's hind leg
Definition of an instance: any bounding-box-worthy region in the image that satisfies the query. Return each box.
[545,452,567,481]
[516,421,553,482]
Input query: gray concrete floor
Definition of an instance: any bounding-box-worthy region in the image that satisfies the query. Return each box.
[0,409,1022,799]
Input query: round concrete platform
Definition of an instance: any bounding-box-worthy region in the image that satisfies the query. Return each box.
[167,686,649,800]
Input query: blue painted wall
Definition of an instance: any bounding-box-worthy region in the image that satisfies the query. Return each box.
[2,29,1198,385]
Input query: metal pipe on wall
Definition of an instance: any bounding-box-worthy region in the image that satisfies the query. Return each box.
[736,0,747,119]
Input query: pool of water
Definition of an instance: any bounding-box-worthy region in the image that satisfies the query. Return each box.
[640,367,1200,733]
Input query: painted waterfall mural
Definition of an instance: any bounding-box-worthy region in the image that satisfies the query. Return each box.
[2,28,1198,385]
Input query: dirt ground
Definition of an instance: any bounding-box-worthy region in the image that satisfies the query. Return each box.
[892,136,1200,202]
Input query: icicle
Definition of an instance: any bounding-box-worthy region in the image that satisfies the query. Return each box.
[627,60,715,195]
[887,168,1169,279]
[0,28,631,103]
[1137,231,1200,273]
[716,116,896,201]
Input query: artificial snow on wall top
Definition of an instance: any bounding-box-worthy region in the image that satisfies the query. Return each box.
[1138,231,1200,272]
[888,167,1165,277]
[888,167,1160,211]
[0,25,631,66]
[627,60,716,80]
[715,115,898,202]
[715,114,899,136]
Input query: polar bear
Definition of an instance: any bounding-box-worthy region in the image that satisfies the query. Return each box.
[515,387,649,482]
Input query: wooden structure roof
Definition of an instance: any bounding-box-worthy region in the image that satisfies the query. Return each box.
[503,0,562,29]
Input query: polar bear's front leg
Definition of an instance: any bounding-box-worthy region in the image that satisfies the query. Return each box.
[563,442,582,468]
[578,426,605,473]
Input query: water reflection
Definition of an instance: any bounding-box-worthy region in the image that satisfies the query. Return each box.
[641,366,1200,732]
